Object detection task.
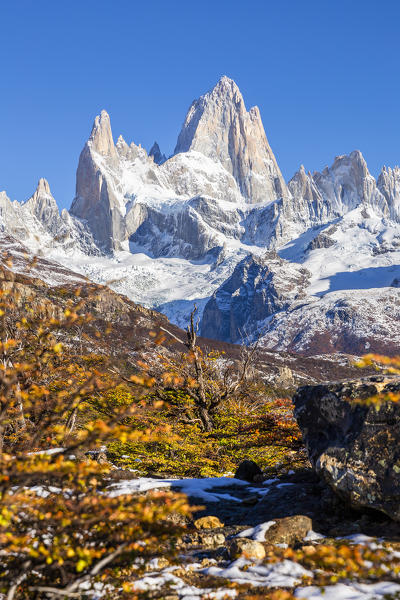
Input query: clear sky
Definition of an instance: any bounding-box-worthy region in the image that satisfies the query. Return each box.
[2,0,400,209]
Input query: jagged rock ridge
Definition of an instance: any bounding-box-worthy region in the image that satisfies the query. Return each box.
[0,76,399,355]
[174,76,288,203]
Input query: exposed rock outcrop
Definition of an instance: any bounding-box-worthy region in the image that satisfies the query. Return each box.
[71,110,125,251]
[175,76,288,203]
[201,253,310,343]
[294,376,400,520]
[149,141,166,165]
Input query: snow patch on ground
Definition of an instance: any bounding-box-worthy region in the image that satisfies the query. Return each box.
[295,581,400,599]
[235,521,276,541]
[133,567,238,599]
[108,476,250,502]
[203,558,312,588]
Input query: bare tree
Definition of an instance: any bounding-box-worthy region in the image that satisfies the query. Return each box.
[155,306,261,432]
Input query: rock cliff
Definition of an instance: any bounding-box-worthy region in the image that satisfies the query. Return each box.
[175,76,287,203]
[294,376,400,520]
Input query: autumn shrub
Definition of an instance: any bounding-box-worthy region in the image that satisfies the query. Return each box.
[107,392,304,477]
[105,307,304,478]
[0,268,191,599]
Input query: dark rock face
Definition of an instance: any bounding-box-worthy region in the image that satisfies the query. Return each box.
[201,253,310,343]
[234,459,263,483]
[306,232,335,251]
[294,376,400,520]
[149,141,166,165]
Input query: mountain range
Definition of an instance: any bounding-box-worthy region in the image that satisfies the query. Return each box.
[0,76,399,355]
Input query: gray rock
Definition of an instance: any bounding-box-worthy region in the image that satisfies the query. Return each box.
[175,76,288,204]
[263,515,313,545]
[228,538,266,559]
[306,232,335,251]
[201,252,310,343]
[294,376,400,520]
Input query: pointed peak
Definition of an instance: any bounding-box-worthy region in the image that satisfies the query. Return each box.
[350,149,364,159]
[88,110,116,158]
[289,164,307,181]
[216,75,237,88]
[116,134,129,149]
[333,150,365,164]
[24,177,54,205]
[208,76,242,100]
[150,141,160,153]
[36,177,51,196]
[331,150,369,175]
[149,141,166,165]
[24,177,59,221]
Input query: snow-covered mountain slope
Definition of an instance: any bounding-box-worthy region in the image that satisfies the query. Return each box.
[0,233,88,287]
[0,75,399,354]
[0,180,99,258]
[202,204,400,353]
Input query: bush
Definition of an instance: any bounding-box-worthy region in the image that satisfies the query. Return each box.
[0,271,191,598]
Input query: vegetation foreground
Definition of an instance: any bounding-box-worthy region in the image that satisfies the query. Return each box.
[1,259,400,599]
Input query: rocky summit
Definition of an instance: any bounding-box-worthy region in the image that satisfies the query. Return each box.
[0,76,399,355]
[294,376,400,520]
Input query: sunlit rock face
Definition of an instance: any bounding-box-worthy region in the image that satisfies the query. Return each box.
[175,76,288,204]
[294,377,400,520]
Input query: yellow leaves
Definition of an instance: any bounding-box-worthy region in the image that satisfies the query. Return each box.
[0,338,17,351]
[357,353,400,375]
[76,559,87,572]
[129,374,156,387]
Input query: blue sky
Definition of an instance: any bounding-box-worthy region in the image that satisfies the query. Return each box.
[2,0,400,209]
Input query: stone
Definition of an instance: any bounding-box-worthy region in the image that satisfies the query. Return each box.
[234,459,263,483]
[229,538,266,560]
[306,232,335,251]
[294,376,400,521]
[276,366,295,387]
[198,533,226,547]
[194,515,224,529]
[263,516,313,545]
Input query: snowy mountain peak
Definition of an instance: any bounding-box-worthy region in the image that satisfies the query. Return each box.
[35,177,52,197]
[25,177,57,212]
[331,150,368,175]
[174,77,287,203]
[88,109,117,159]
[208,75,242,100]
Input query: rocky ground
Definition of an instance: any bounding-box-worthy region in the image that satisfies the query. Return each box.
[98,375,400,599]
[102,463,400,599]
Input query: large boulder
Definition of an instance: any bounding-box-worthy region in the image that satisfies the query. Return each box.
[293,376,400,520]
